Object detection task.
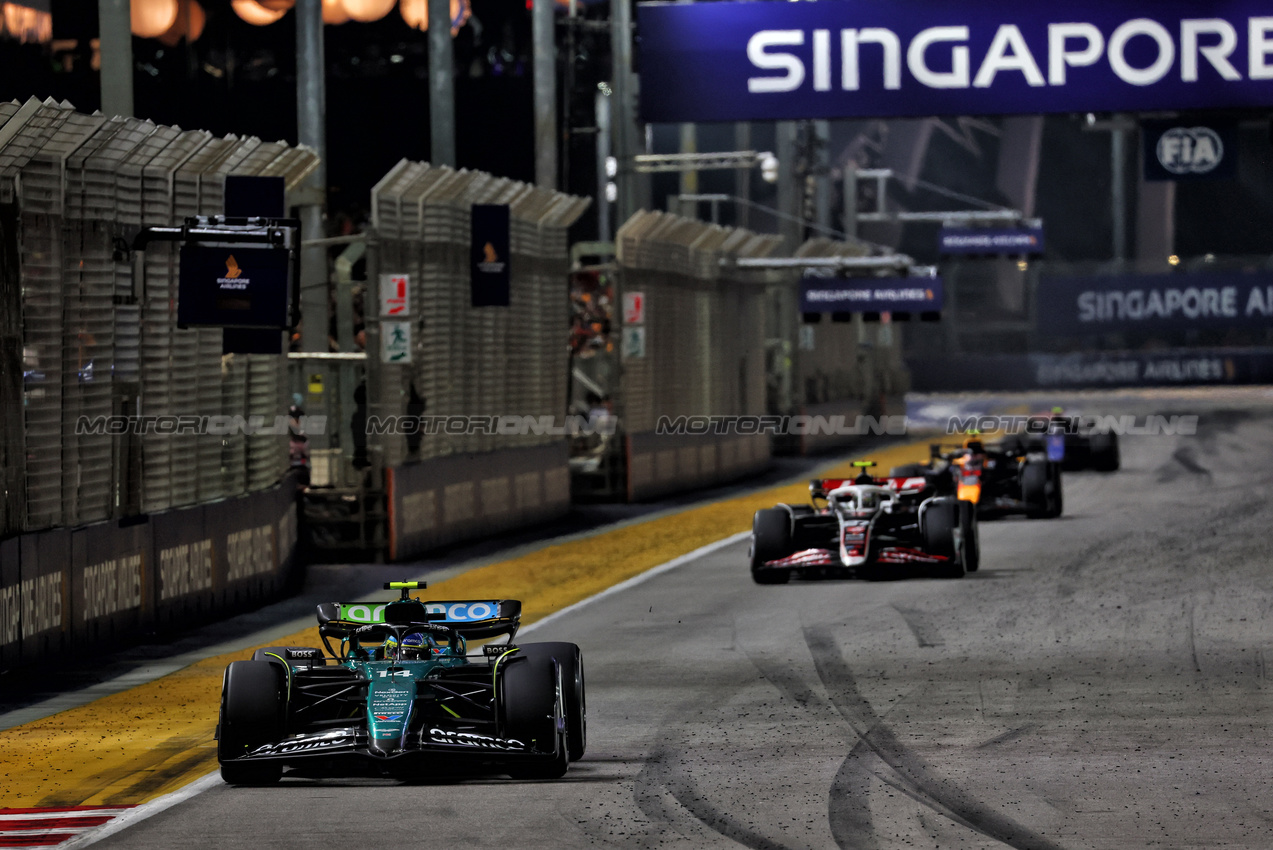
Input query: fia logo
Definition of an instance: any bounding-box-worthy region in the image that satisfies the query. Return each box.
[1156,127,1223,176]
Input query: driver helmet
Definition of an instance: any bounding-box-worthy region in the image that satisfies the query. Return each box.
[962,429,985,453]
[400,631,439,660]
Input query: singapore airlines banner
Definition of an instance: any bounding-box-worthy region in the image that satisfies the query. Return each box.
[637,1,1273,122]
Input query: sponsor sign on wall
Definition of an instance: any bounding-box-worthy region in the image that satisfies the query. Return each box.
[908,348,1273,391]
[939,226,1045,255]
[801,276,944,313]
[471,205,511,307]
[177,245,291,328]
[1142,119,1238,181]
[1037,271,1273,334]
[637,1,1273,122]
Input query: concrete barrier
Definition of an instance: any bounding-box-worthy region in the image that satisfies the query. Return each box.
[0,471,301,672]
[386,443,570,562]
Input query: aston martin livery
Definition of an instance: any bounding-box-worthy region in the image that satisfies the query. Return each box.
[749,461,978,584]
[215,582,585,784]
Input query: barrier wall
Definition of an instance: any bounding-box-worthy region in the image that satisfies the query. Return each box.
[625,432,770,502]
[386,443,570,562]
[0,472,301,672]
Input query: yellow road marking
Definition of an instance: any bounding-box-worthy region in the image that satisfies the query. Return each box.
[0,441,930,808]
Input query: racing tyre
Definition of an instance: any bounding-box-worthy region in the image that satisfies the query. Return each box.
[217,661,284,785]
[750,508,791,585]
[959,500,980,573]
[1023,460,1063,519]
[1089,432,1120,472]
[518,643,586,761]
[501,652,569,780]
[923,498,965,578]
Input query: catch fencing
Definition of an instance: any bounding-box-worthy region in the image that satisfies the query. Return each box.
[0,96,317,538]
[369,160,590,560]
[0,98,315,669]
[615,210,780,500]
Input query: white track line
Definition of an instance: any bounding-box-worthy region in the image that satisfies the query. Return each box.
[51,530,751,847]
[58,772,222,850]
[519,530,751,636]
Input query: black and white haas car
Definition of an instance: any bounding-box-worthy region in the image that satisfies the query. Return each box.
[749,461,978,584]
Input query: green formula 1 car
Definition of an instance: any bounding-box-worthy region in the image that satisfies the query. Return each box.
[215,581,585,784]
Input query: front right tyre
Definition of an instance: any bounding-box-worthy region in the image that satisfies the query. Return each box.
[750,508,792,584]
[217,660,284,785]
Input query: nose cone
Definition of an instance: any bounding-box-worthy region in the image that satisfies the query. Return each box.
[367,675,416,755]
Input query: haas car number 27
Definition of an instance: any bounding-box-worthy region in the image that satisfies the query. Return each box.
[749,461,979,584]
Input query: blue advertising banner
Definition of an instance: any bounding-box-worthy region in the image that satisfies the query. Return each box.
[1142,118,1239,181]
[940,226,1045,255]
[637,1,1273,123]
[1036,271,1273,334]
[801,276,944,313]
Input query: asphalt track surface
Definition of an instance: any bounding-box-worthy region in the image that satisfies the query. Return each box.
[75,396,1273,849]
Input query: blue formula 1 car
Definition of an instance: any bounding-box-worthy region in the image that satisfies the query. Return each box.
[215,581,585,784]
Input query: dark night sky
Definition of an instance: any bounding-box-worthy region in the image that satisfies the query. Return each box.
[3,0,548,224]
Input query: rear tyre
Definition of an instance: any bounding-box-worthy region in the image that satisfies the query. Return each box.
[959,500,980,573]
[518,643,585,761]
[1024,460,1063,518]
[501,653,569,780]
[1089,433,1120,472]
[923,498,965,578]
[217,661,284,785]
[750,508,792,585]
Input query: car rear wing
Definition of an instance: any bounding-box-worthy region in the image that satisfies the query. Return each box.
[316,582,523,643]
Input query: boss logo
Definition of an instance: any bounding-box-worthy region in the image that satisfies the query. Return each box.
[1156,127,1223,176]
[287,648,319,659]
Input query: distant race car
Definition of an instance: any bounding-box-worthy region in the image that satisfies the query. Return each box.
[216,581,585,784]
[749,460,978,584]
[909,432,1062,520]
[1027,408,1120,472]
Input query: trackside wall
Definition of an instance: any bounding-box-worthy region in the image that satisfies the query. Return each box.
[0,471,301,672]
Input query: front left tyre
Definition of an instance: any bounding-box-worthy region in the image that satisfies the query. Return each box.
[217,660,284,785]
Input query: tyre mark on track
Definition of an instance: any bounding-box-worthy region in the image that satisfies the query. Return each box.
[738,636,876,849]
[891,605,945,648]
[827,737,879,850]
[637,749,799,850]
[804,626,1070,850]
